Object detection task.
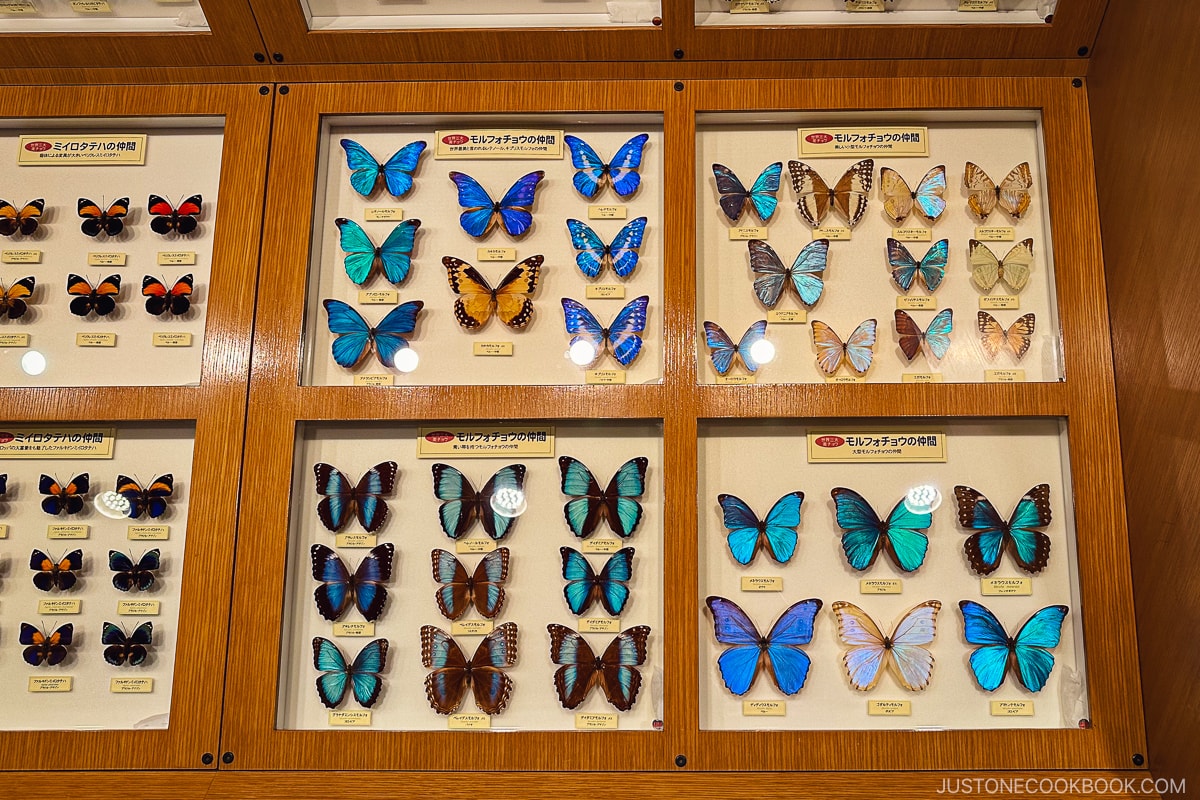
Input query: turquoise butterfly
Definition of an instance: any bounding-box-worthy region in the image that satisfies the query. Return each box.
[334,218,420,285]
[558,456,647,539]
[831,487,932,572]
[954,484,1052,575]
[960,601,1068,692]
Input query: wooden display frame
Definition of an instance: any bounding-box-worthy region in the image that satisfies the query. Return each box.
[0,84,271,770]
[221,76,1146,775]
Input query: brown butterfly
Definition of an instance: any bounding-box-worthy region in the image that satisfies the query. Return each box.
[420,623,518,715]
[788,159,874,228]
[977,311,1036,360]
[964,162,1033,221]
[430,548,509,620]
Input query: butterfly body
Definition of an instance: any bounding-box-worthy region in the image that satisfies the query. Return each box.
[748,238,828,308]
[109,549,161,592]
[314,461,397,533]
[431,547,510,619]
[0,276,35,319]
[894,308,954,361]
[558,455,647,539]
[449,170,544,237]
[421,622,518,715]
[31,548,83,592]
[142,274,193,316]
[444,255,541,329]
[78,197,129,237]
[40,473,89,515]
[547,623,650,710]
[561,295,649,367]
[878,165,946,225]
[970,238,1034,294]
[340,139,426,198]
[811,318,878,376]
[711,162,783,223]
[335,218,420,285]
[717,492,804,566]
[116,473,173,519]
[703,320,768,375]
[954,484,1052,575]
[830,487,932,572]
[705,596,822,696]
[102,621,153,666]
[67,274,121,317]
[560,546,635,616]
[565,134,649,198]
[313,637,389,708]
[0,198,44,236]
[311,543,395,621]
[959,601,1068,692]
[964,161,1033,221]
[888,238,948,294]
[432,463,527,540]
[565,217,647,279]
[148,194,202,236]
[20,622,73,666]
[788,159,874,228]
[977,311,1036,360]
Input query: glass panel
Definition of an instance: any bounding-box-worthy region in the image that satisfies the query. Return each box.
[696,0,1052,28]
[300,0,658,30]
[0,0,207,33]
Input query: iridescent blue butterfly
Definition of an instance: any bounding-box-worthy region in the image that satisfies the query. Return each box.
[432,463,527,540]
[959,601,1068,692]
[831,487,932,573]
[888,238,948,293]
[431,548,509,620]
[560,546,634,617]
[564,133,649,199]
[334,218,420,285]
[717,492,804,565]
[559,455,647,539]
[547,623,650,711]
[954,484,1052,575]
[565,217,647,279]
[101,620,153,666]
[312,637,388,708]
[310,543,395,622]
[109,549,160,592]
[448,170,544,238]
[561,295,649,368]
[748,238,828,308]
[340,139,426,198]
[895,308,953,361]
[313,461,398,533]
[703,320,768,375]
[712,162,783,223]
[705,596,822,696]
[322,299,423,369]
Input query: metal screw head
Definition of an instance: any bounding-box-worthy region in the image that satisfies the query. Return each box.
[201,753,214,765]
[253,52,266,63]
[674,82,684,92]
[1133,753,1145,766]
[1077,45,1089,56]
[673,49,684,59]
[258,86,270,96]
[279,85,290,95]
[1071,78,1082,88]
[273,52,285,62]
[222,751,234,764]
[1044,13,1053,22]
[652,16,661,25]
[674,754,687,767]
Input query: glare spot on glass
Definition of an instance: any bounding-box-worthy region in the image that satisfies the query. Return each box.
[20,350,46,376]
[569,340,597,366]
[94,490,131,520]
[490,486,527,519]
[393,347,419,373]
[748,339,776,365]
[904,484,942,515]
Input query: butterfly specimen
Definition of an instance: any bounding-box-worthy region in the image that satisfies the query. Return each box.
[830,487,932,572]
[431,547,510,620]
[703,320,768,375]
[19,622,73,666]
[147,194,202,235]
[323,300,424,369]
[142,274,193,316]
[109,549,161,592]
[811,318,878,376]
[78,197,129,237]
[421,622,518,715]
[334,218,420,285]
[40,473,89,515]
[0,276,35,319]
[444,255,542,330]
[959,601,1068,692]
[313,637,389,709]
[788,158,874,229]
[878,165,946,225]
[895,308,954,361]
[101,621,153,666]
[432,463,527,541]
[314,461,398,533]
[67,273,121,317]
[311,543,395,622]
[340,139,427,198]
[560,295,649,367]
[0,473,6,496]
[115,473,173,519]
[977,311,1036,360]
[559,455,648,539]
[964,161,1033,221]
[0,198,43,236]
[748,238,829,308]
[546,623,650,711]
[31,548,83,591]
[704,596,822,696]
[560,546,635,617]
[887,238,948,293]
[449,170,545,238]
[711,162,783,223]
[717,492,804,566]
[954,483,1052,575]
[969,238,1034,294]
[832,600,942,691]
[564,133,649,198]
[565,217,647,279]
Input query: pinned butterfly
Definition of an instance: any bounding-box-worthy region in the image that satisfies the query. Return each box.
[142,274,193,316]
[0,276,35,320]
[20,622,73,666]
[564,133,649,199]
[960,601,1068,692]
[831,487,932,572]
[0,198,43,237]
[565,217,647,279]
[449,170,544,238]
[895,308,953,362]
[712,162,782,224]
[67,274,121,317]
[431,547,510,620]
[40,473,89,515]
[109,549,161,592]
[78,197,128,237]
[748,238,828,308]
[102,621,153,666]
[323,299,424,369]
[30,548,83,591]
[560,546,635,617]
[313,461,398,533]
[432,463,526,541]
[717,491,804,566]
[311,543,395,622]
[340,139,426,198]
[444,255,541,330]
[878,165,946,226]
[335,218,420,286]
[954,483,1052,575]
[964,161,1033,222]
[313,637,389,708]
[147,194,202,236]
[560,295,649,368]
[422,622,518,715]
[811,318,877,376]
[559,455,647,539]
[977,311,1035,361]
[703,319,768,375]
[970,238,1034,295]
[705,596,822,696]
[546,623,650,711]
[832,600,941,691]
[789,159,873,229]
[887,238,948,294]
[115,473,173,518]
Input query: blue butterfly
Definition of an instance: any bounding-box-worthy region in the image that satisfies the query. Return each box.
[322,299,423,369]
[339,139,426,198]
[312,636,389,708]
[564,133,649,198]
[565,217,647,279]
[712,162,783,223]
[888,238,948,293]
[717,492,804,565]
[561,295,649,368]
[830,487,932,573]
[547,623,650,711]
[421,623,518,715]
[313,461,397,533]
[703,320,768,375]
[747,238,828,308]
[959,601,1069,692]
[431,547,509,620]
[432,463,527,540]
[560,546,634,617]
[559,455,647,539]
[334,218,420,285]
[895,308,953,361]
[705,596,823,696]
[310,543,395,622]
[954,484,1052,575]
[448,170,544,238]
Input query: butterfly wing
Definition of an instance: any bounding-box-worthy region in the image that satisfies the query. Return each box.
[495,171,545,237]
[711,163,749,222]
[1005,483,1053,573]
[914,239,949,292]
[878,168,914,225]
[830,487,886,570]
[605,295,649,367]
[491,256,542,328]
[476,464,527,540]
[349,543,395,621]
[831,159,874,228]
[1,276,35,319]
[431,549,472,620]
[998,238,1035,293]
[913,165,948,221]
[788,160,833,226]
[1003,313,1037,359]
[310,544,354,621]
[448,172,500,237]
[559,456,604,539]
[596,456,647,538]
[747,240,789,308]
[894,310,925,362]
[964,162,999,221]
[379,140,427,198]
[703,321,738,375]
[320,299,372,368]
[969,239,1002,293]
[471,547,509,618]
[734,320,769,373]
[421,626,470,713]
[843,319,879,374]
[561,298,606,364]
[432,463,478,539]
[997,162,1034,219]
[443,257,496,329]
[603,133,650,196]
[757,491,804,564]
[547,623,600,709]
[340,139,383,196]
[958,600,1014,691]
[787,238,829,306]
[886,600,942,691]
[745,162,783,222]
[810,320,848,376]
[923,308,954,360]
[704,596,765,695]
[597,625,650,710]
[887,238,920,293]
[762,599,822,695]
[607,216,647,278]
[831,601,889,690]
[565,135,606,199]
[312,637,352,707]
[880,497,933,572]
[334,218,380,285]
[717,493,763,566]
[467,622,518,714]
[1012,605,1068,692]
[343,639,388,707]
[566,219,607,279]
[371,300,423,368]
[976,311,1006,360]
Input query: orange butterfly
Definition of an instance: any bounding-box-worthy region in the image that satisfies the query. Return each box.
[977,311,1036,360]
[0,276,35,319]
[78,197,129,237]
[67,273,121,317]
[443,255,542,330]
[811,319,878,376]
[0,198,43,237]
[964,162,1032,222]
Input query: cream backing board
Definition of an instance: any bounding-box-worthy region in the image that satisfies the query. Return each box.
[0,117,223,388]
[304,116,664,386]
[696,113,1060,384]
[299,0,641,30]
[696,0,1045,26]
[276,421,665,731]
[696,418,1088,731]
[0,422,194,730]
[0,2,207,32]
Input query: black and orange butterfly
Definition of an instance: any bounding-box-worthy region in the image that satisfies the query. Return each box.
[148,194,202,236]
[115,473,174,519]
[30,548,83,591]
[67,273,121,316]
[0,276,35,319]
[443,255,542,329]
[0,198,44,237]
[20,622,73,666]
[142,274,192,316]
[78,197,129,237]
[40,473,89,515]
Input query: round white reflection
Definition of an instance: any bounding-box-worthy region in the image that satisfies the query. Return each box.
[21,350,46,376]
[490,486,527,518]
[95,490,131,520]
[569,340,597,366]
[904,484,942,515]
[748,339,776,366]
[393,347,419,373]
